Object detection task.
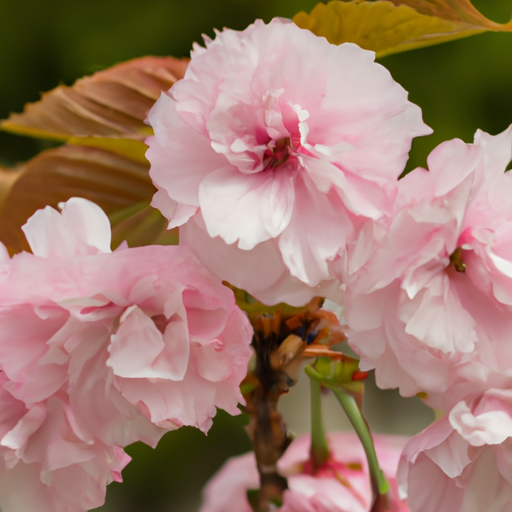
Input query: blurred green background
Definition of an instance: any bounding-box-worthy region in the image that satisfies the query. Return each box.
[1,0,512,510]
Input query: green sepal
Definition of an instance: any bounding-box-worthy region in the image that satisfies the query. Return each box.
[228,285,306,318]
[306,356,361,389]
[269,495,283,507]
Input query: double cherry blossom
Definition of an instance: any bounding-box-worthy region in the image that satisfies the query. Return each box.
[399,390,512,512]
[0,198,252,511]
[344,127,512,406]
[146,17,431,306]
[146,16,512,511]
[200,433,409,512]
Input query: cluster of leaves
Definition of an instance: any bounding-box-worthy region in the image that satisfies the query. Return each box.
[0,57,187,253]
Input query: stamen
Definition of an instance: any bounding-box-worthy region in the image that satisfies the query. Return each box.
[449,247,466,272]
[268,137,291,169]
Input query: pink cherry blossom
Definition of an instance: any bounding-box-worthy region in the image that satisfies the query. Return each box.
[343,126,512,407]
[399,390,512,512]
[0,372,131,512]
[199,432,409,512]
[146,18,431,306]
[0,198,253,511]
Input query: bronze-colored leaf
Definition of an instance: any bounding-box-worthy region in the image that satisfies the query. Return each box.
[1,56,188,141]
[0,145,154,253]
[293,1,512,58]
[110,201,178,249]
[390,0,511,27]
[0,164,24,208]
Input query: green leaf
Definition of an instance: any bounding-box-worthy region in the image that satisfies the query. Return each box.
[110,201,179,249]
[1,56,188,141]
[293,0,512,58]
[227,284,307,317]
[67,137,149,164]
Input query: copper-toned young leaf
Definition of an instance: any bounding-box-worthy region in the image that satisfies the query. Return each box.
[390,0,511,25]
[0,145,154,252]
[293,0,512,58]
[1,56,188,141]
[0,164,24,207]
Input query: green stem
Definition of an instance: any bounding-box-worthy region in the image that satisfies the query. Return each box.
[328,385,389,495]
[308,376,330,470]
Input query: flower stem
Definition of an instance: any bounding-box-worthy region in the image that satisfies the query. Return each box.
[328,386,389,496]
[309,376,330,470]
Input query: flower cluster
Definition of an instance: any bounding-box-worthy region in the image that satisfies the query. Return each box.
[344,127,512,405]
[2,11,511,512]
[337,127,512,511]
[354,127,512,511]
[0,198,252,511]
[146,17,512,512]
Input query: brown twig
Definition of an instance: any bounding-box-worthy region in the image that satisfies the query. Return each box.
[242,297,346,511]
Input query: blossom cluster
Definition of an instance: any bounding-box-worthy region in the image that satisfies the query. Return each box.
[1,13,511,512]
[145,17,512,512]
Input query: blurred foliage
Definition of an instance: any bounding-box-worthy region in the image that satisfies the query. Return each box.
[1,0,512,511]
[0,56,186,253]
[97,410,252,512]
